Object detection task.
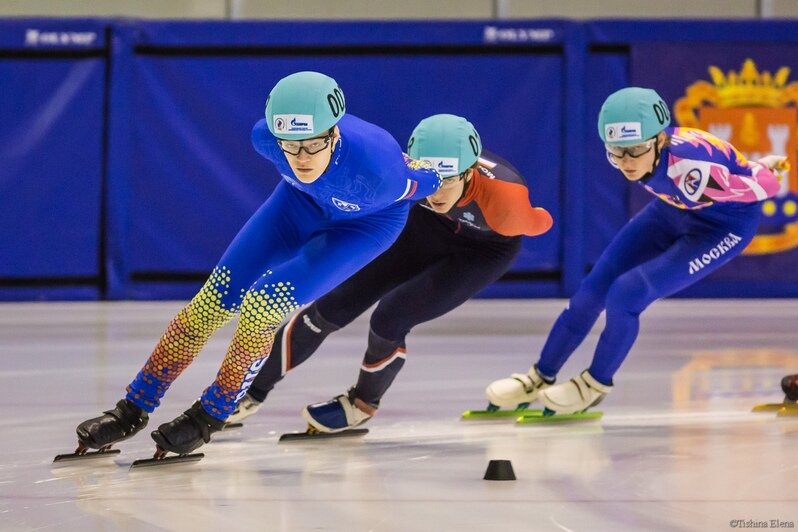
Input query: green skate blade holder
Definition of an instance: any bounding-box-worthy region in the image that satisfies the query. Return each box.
[752,403,790,412]
[516,410,603,424]
[462,405,542,419]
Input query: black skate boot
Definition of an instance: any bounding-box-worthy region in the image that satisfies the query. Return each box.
[782,374,798,403]
[55,399,148,462]
[778,374,798,417]
[753,374,798,415]
[148,401,225,459]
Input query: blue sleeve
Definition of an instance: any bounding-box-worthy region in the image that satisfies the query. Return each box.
[397,154,441,201]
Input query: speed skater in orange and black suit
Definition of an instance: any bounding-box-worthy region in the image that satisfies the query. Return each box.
[227,113,554,433]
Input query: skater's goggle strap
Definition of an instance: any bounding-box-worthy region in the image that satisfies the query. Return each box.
[439,170,469,190]
[278,129,334,156]
[605,138,656,159]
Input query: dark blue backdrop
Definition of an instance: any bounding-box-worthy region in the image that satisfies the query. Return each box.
[105,20,569,300]
[3,19,798,300]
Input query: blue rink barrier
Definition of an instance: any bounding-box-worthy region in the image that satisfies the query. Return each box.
[0,19,108,300]
[1,18,798,300]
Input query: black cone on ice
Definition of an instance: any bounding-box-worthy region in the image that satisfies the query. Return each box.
[483,459,516,481]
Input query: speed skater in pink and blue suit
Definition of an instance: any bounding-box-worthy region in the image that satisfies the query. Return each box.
[486,87,786,415]
[66,71,440,460]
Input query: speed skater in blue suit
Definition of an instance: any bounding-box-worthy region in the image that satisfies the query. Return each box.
[224,114,554,433]
[68,71,440,459]
[486,87,786,415]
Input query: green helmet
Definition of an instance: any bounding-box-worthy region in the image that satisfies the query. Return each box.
[265,71,346,140]
[598,87,671,146]
[407,114,482,178]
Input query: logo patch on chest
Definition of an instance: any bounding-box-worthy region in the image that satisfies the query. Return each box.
[684,168,703,195]
[332,197,361,212]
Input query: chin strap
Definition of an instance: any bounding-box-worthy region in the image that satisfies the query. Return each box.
[639,141,663,184]
[320,135,340,175]
[652,140,661,174]
[453,168,475,205]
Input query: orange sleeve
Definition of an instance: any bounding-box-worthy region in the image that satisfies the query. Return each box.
[470,177,553,237]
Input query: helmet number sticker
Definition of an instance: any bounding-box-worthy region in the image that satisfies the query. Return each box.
[468,134,480,157]
[653,99,670,125]
[327,87,346,118]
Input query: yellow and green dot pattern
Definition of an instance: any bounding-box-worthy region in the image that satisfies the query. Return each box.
[202,278,300,418]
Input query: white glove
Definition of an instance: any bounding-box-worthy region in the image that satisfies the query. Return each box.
[757,155,790,171]
[757,155,790,182]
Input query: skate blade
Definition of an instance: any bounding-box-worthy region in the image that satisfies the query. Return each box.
[777,404,798,417]
[222,422,243,431]
[516,410,603,424]
[752,403,789,412]
[279,428,369,442]
[53,448,121,463]
[462,408,543,420]
[130,452,204,469]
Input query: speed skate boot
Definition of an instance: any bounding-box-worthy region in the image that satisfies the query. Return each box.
[778,374,798,416]
[485,364,555,410]
[76,399,148,451]
[539,370,612,415]
[225,394,263,425]
[302,388,374,434]
[782,374,798,402]
[54,399,150,462]
[150,401,226,456]
[753,373,798,414]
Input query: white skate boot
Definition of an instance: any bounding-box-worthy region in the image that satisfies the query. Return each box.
[539,370,612,415]
[485,364,554,409]
[301,390,373,434]
[225,394,263,424]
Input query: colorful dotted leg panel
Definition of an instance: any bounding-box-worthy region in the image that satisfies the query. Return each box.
[126,268,237,412]
[201,280,300,419]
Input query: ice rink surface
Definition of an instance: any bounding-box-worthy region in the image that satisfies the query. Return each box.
[1,299,797,531]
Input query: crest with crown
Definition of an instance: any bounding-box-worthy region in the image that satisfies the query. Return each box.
[676,59,798,256]
[675,59,798,126]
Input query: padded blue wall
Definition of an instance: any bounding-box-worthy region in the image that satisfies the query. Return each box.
[0,19,107,300]
[3,19,798,300]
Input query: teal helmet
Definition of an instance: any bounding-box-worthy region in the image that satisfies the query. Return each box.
[598,87,671,146]
[265,71,346,140]
[407,114,482,178]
